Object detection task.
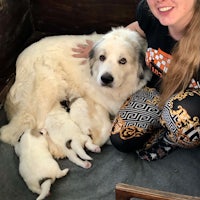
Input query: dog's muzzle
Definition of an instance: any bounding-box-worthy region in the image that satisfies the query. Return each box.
[101,72,114,87]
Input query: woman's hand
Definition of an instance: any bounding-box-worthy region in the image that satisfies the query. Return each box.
[72,39,94,59]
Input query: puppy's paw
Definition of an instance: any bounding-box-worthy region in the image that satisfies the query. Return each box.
[63,168,70,175]
[0,126,17,145]
[50,145,66,159]
[44,132,66,159]
[57,168,69,178]
[48,141,66,159]
[92,146,101,153]
[85,140,101,153]
[83,161,92,169]
[80,153,93,161]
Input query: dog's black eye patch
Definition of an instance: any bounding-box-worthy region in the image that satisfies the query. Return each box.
[118,57,127,65]
[99,55,106,61]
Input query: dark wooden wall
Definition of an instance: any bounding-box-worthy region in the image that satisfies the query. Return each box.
[0,0,33,104]
[0,0,140,104]
[31,0,140,35]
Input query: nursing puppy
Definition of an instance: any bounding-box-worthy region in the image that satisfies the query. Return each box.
[69,97,112,146]
[15,129,69,200]
[44,103,101,169]
[1,27,152,163]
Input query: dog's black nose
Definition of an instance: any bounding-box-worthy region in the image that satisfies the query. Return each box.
[101,73,114,85]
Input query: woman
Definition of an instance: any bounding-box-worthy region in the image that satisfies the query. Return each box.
[72,0,200,161]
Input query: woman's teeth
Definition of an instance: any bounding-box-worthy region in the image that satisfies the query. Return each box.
[159,7,172,12]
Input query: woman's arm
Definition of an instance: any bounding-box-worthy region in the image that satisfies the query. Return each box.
[126,21,146,38]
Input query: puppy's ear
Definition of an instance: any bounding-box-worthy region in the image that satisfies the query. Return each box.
[30,128,40,137]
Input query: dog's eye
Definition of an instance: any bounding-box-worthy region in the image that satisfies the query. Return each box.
[119,58,127,65]
[99,55,106,61]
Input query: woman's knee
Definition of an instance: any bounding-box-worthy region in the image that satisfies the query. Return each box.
[110,87,162,152]
[110,125,151,152]
[161,89,200,148]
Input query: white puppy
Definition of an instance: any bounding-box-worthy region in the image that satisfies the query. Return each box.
[69,96,112,146]
[15,129,69,200]
[44,104,101,169]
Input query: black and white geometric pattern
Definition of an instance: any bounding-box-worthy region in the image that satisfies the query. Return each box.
[119,87,161,130]
[110,87,200,154]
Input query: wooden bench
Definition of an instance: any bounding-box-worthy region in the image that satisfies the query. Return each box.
[116,183,200,200]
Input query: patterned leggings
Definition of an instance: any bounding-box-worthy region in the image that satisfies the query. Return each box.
[110,87,200,160]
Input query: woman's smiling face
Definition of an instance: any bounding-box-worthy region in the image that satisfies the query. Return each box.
[146,0,196,28]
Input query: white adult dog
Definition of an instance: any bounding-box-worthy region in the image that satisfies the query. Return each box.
[0,27,151,165]
[15,128,69,200]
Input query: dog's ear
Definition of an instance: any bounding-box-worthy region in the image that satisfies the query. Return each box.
[138,50,152,82]
[139,51,147,70]
[89,48,95,65]
[89,48,95,76]
[137,51,146,80]
[89,38,104,75]
[89,43,96,59]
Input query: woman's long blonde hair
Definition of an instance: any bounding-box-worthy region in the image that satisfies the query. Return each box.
[159,0,200,107]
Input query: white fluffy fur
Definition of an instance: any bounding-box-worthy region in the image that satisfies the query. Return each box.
[0,27,151,165]
[69,97,112,146]
[15,129,69,200]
